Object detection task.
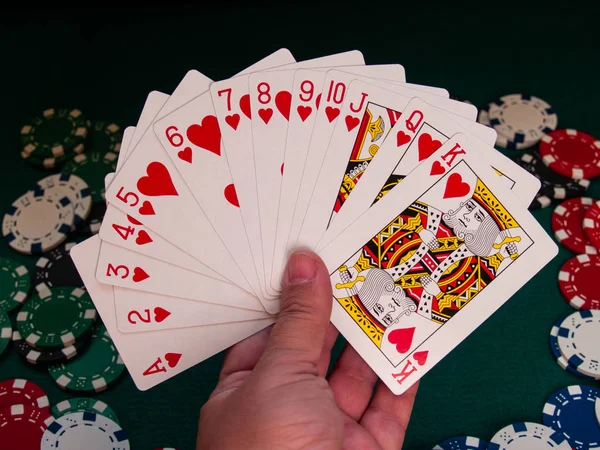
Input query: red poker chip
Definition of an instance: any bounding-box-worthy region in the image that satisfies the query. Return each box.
[0,404,52,450]
[540,129,600,179]
[583,199,600,250]
[559,254,600,310]
[551,197,598,254]
[0,379,49,413]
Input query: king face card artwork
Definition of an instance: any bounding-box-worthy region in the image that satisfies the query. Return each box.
[316,97,541,252]
[318,134,558,396]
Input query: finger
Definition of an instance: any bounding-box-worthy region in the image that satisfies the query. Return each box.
[259,251,333,371]
[218,325,273,380]
[327,344,379,421]
[317,323,339,377]
[359,382,419,450]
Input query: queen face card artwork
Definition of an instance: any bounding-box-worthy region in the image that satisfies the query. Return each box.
[320,134,557,395]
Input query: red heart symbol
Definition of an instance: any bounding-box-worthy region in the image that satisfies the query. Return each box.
[153,307,171,323]
[132,267,150,283]
[430,160,446,176]
[413,350,429,366]
[397,131,411,147]
[417,133,442,161]
[345,115,360,132]
[138,201,155,216]
[239,94,251,119]
[387,327,415,354]
[275,90,292,120]
[443,173,471,199]
[137,162,178,197]
[225,114,240,130]
[258,108,273,124]
[177,147,192,164]
[325,106,340,123]
[164,352,182,368]
[315,93,322,110]
[297,105,312,122]
[280,162,284,175]
[186,115,221,156]
[224,183,239,207]
[127,215,143,225]
[135,230,153,245]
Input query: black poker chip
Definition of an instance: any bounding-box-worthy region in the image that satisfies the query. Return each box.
[12,329,90,366]
[75,201,106,235]
[34,243,83,294]
[517,151,590,200]
[529,193,552,210]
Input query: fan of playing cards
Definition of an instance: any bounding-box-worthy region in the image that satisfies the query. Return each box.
[71,48,558,392]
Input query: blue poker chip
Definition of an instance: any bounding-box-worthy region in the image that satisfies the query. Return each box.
[549,317,597,380]
[434,435,489,449]
[542,385,600,450]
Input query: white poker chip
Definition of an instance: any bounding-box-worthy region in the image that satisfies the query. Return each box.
[489,422,571,449]
[41,411,129,450]
[596,397,600,426]
[2,190,74,254]
[35,174,92,229]
[557,309,600,379]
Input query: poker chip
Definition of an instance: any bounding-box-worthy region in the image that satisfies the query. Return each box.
[0,310,11,357]
[477,107,491,127]
[488,422,571,449]
[557,309,600,379]
[89,121,122,153]
[487,94,557,150]
[51,397,120,425]
[549,316,595,379]
[0,257,30,312]
[517,152,590,200]
[583,200,600,251]
[540,129,600,180]
[2,189,74,254]
[48,324,125,392]
[41,411,130,450]
[0,404,53,450]
[433,436,489,449]
[12,330,88,366]
[35,242,83,294]
[558,254,600,310]
[35,173,92,228]
[552,198,597,254]
[596,398,600,426]
[75,201,106,235]
[529,193,552,210]
[542,385,600,450]
[0,378,50,412]
[62,151,118,203]
[20,108,88,159]
[16,286,97,349]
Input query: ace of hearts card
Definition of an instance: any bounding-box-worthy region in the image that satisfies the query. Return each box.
[318,133,558,395]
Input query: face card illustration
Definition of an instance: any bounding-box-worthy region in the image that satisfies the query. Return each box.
[315,97,540,252]
[295,81,411,252]
[71,236,273,391]
[270,65,411,293]
[319,134,557,395]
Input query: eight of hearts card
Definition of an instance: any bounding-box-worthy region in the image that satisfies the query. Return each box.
[69,48,557,393]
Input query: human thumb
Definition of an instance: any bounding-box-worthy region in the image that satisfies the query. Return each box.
[260,251,333,369]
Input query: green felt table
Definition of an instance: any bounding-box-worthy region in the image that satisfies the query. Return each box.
[1,5,599,449]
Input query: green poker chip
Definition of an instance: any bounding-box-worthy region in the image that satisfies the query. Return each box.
[62,151,118,203]
[22,150,79,170]
[16,286,97,349]
[0,257,30,312]
[20,108,88,159]
[89,121,122,153]
[51,397,120,424]
[0,310,12,356]
[48,324,125,392]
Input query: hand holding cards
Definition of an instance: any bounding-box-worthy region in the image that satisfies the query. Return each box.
[70,49,557,393]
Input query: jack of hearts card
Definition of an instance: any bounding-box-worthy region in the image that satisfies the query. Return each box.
[319,133,558,395]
